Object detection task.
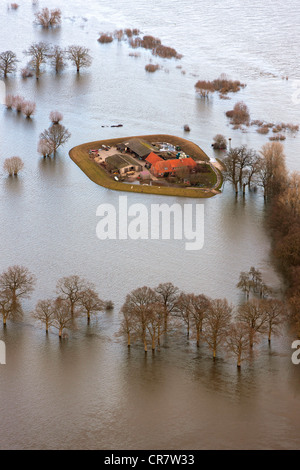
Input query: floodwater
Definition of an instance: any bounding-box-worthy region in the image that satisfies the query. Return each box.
[0,0,300,450]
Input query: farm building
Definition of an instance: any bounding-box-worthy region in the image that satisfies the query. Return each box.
[121,138,159,159]
[152,157,197,177]
[106,154,143,175]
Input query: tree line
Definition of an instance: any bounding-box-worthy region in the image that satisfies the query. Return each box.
[0,266,112,338]
[0,43,92,80]
[222,141,287,199]
[223,141,300,344]
[119,270,288,367]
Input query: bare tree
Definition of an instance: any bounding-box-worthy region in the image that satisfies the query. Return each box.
[49,110,63,124]
[119,305,135,347]
[146,302,165,351]
[155,282,178,332]
[37,138,54,158]
[32,299,56,333]
[0,50,18,77]
[278,171,300,219]
[39,124,71,153]
[174,292,193,337]
[190,294,211,347]
[53,297,73,338]
[260,298,285,343]
[0,289,22,326]
[49,45,66,73]
[67,45,92,73]
[56,275,90,317]
[237,271,252,299]
[120,286,156,352]
[223,147,241,194]
[22,100,36,118]
[12,95,25,112]
[0,266,36,316]
[237,299,267,348]
[34,7,61,28]
[23,42,50,79]
[225,322,251,367]
[3,157,24,176]
[78,288,104,324]
[257,142,288,200]
[5,94,14,109]
[203,298,232,359]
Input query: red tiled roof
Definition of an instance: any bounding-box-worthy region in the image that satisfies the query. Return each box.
[145,152,163,165]
[153,158,197,174]
[154,160,173,173]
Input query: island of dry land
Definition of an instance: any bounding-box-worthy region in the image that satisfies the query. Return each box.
[69,134,222,198]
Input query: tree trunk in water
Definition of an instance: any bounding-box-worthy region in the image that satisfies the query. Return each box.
[250,331,254,348]
[127,333,130,348]
[196,328,200,348]
[237,354,241,368]
[152,335,156,351]
[59,328,62,338]
[3,317,6,326]
[268,328,272,343]
[87,312,90,325]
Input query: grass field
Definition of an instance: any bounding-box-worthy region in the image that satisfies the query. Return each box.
[69,134,222,199]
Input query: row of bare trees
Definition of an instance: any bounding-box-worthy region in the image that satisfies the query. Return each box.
[119,278,287,367]
[237,266,272,300]
[267,171,300,336]
[32,275,110,337]
[5,94,36,118]
[0,44,92,79]
[222,142,287,199]
[0,267,113,338]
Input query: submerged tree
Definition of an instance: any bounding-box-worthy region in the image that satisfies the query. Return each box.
[120,286,156,352]
[237,299,267,348]
[225,322,251,367]
[67,45,92,73]
[190,294,211,347]
[174,292,193,337]
[56,275,91,317]
[34,7,62,28]
[53,297,73,338]
[0,289,22,326]
[23,42,50,79]
[22,100,36,118]
[203,298,232,359]
[78,288,104,324]
[37,138,54,158]
[0,50,18,77]
[257,142,288,200]
[155,282,178,332]
[49,110,63,124]
[260,298,285,343]
[32,299,56,333]
[49,45,66,73]
[0,265,36,316]
[39,124,71,153]
[3,157,24,176]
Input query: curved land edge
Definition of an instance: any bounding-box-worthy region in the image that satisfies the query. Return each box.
[69,134,223,198]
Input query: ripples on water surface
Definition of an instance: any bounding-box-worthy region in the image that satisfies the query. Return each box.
[0,0,300,450]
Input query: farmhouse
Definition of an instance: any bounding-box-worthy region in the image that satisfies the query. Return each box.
[145,152,163,168]
[106,154,142,175]
[152,157,197,177]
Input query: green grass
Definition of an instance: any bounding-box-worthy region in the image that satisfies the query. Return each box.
[69,134,221,199]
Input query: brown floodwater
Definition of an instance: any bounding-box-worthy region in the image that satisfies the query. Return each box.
[0,0,300,450]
